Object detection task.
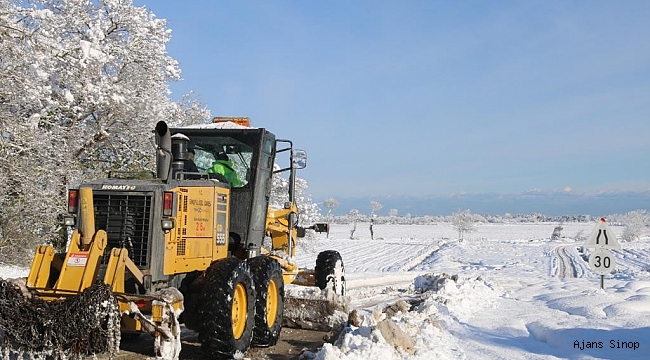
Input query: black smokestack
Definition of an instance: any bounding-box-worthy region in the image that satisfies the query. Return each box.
[155,121,172,181]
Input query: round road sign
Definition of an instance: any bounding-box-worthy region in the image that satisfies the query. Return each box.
[588,248,616,275]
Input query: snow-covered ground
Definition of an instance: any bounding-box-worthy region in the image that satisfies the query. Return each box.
[291,222,650,360]
[2,222,650,359]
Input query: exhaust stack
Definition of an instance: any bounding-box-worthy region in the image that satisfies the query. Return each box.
[155,121,172,181]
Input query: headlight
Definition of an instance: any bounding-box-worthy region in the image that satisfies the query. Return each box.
[63,216,76,226]
[161,219,175,230]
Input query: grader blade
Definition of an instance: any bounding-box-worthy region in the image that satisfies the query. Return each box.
[273,249,349,332]
[283,289,349,332]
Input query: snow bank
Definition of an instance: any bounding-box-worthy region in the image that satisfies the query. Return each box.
[308,273,501,359]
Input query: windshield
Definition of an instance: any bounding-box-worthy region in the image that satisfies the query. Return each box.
[189,136,253,187]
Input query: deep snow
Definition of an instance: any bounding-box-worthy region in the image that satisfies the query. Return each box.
[2,222,650,359]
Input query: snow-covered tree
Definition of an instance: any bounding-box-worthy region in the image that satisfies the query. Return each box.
[0,0,210,264]
[621,210,648,242]
[370,200,383,216]
[389,208,398,224]
[551,224,563,240]
[349,209,359,239]
[368,200,382,239]
[451,209,478,241]
[324,197,339,222]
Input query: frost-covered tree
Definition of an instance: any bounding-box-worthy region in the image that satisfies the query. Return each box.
[369,200,382,240]
[370,200,383,216]
[0,0,210,264]
[551,224,563,240]
[324,197,339,222]
[349,209,359,239]
[621,210,648,242]
[451,209,478,241]
[403,213,412,225]
[389,208,398,224]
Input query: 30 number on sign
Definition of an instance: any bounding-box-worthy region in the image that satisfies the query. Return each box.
[588,248,616,275]
[594,255,610,268]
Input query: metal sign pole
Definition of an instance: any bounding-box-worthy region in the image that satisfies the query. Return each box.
[600,275,604,290]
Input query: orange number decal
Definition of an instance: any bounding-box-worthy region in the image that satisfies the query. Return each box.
[196,222,206,236]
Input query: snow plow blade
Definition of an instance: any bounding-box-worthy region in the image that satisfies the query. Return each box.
[0,278,121,359]
[283,290,350,332]
[279,249,349,332]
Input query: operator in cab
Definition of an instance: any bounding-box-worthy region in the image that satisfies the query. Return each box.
[185,148,199,173]
[207,152,242,187]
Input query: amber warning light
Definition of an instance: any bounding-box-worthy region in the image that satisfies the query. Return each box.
[212,116,250,127]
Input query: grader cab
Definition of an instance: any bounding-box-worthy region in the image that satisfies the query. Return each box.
[0,118,346,359]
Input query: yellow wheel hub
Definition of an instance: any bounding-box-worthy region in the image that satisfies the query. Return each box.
[232,283,248,339]
[266,279,279,327]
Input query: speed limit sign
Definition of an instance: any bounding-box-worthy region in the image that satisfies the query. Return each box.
[589,248,616,275]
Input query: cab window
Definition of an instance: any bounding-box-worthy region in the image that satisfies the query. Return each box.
[190,137,253,188]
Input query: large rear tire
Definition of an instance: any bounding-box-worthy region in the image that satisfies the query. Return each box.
[248,256,284,347]
[315,250,346,296]
[195,258,255,358]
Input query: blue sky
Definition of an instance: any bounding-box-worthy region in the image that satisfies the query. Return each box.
[134,1,650,209]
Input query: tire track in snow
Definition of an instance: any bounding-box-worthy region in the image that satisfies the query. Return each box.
[295,238,438,307]
[296,238,441,310]
[552,245,577,278]
[345,241,443,309]
[303,239,437,274]
[611,248,650,272]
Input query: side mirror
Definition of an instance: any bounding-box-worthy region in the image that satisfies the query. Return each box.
[293,149,307,169]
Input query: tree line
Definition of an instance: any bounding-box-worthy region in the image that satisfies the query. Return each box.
[321,198,650,242]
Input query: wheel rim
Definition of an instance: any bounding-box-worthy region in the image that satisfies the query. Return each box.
[266,279,279,327]
[232,283,248,339]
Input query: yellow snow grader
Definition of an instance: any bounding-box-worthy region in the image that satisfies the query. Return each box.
[2,118,346,358]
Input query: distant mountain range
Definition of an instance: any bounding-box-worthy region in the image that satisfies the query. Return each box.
[318,190,650,217]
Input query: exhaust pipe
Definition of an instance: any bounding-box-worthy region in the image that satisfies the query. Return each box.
[155,121,172,181]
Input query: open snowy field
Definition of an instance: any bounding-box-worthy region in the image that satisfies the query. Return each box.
[2,222,650,359]
[291,222,650,360]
